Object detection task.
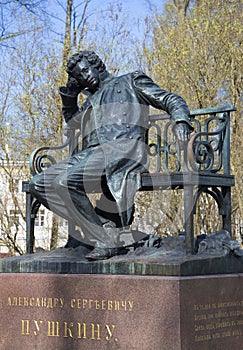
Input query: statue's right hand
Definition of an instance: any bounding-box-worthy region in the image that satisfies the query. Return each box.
[66,75,83,95]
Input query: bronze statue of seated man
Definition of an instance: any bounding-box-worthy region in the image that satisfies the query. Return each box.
[29,50,193,260]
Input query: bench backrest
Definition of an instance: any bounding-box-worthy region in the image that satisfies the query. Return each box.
[30,105,236,177]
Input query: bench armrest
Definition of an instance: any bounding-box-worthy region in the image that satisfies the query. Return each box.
[187,105,236,174]
[30,127,80,176]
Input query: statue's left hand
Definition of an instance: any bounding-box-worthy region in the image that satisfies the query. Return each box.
[173,122,191,142]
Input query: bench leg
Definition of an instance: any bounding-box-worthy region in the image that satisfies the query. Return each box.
[25,192,35,254]
[222,186,232,236]
[25,192,41,254]
[184,185,194,255]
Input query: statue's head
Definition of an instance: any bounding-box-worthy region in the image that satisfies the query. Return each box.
[66,51,106,74]
[66,51,106,93]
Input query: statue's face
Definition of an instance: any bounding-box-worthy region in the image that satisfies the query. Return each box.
[71,58,100,93]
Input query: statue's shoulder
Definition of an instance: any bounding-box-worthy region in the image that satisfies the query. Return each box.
[130,71,155,88]
[130,71,153,84]
[131,70,147,78]
[117,71,148,81]
[113,71,152,89]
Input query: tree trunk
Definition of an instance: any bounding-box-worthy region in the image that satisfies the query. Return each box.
[62,0,72,72]
[50,214,59,250]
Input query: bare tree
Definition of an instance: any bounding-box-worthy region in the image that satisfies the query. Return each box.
[0,0,139,253]
[0,0,48,48]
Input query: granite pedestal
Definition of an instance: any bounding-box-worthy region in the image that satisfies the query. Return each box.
[0,249,243,350]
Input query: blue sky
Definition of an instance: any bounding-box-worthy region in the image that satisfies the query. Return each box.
[46,0,166,66]
[89,0,165,18]
[47,0,166,46]
[48,0,165,21]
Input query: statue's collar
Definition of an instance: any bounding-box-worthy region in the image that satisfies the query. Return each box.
[99,70,114,87]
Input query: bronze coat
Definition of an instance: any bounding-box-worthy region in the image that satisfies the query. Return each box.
[60,71,192,226]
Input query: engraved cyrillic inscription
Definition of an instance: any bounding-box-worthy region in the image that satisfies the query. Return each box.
[193,300,243,343]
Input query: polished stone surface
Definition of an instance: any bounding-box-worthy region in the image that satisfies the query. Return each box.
[0,273,243,349]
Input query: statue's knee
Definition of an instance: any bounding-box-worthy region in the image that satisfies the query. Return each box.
[52,173,86,196]
[29,175,42,195]
[52,176,67,192]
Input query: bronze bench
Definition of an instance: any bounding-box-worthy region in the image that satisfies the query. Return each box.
[22,105,236,255]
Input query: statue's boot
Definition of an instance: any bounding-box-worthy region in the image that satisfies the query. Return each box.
[85,225,150,261]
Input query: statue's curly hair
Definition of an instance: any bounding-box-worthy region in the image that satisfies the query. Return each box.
[66,51,106,74]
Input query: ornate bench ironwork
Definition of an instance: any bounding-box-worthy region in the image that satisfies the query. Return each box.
[22,105,236,255]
